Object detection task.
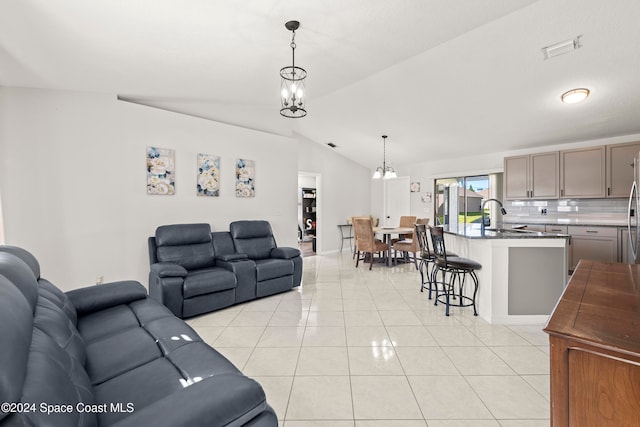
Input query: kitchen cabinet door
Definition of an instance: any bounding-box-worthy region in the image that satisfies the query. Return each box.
[620,228,637,264]
[560,146,606,198]
[504,155,529,200]
[568,226,618,270]
[504,152,559,200]
[607,141,640,198]
[530,152,559,199]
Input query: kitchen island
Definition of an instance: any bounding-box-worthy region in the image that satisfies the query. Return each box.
[440,224,569,324]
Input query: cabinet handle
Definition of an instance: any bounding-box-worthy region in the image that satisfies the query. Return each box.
[607,187,611,196]
[586,230,598,234]
[561,189,564,197]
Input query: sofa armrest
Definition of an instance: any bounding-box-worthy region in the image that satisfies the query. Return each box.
[270,247,301,259]
[217,259,256,303]
[216,253,249,262]
[66,280,147,316]
[110,373,271,427]
[150,262,188,278]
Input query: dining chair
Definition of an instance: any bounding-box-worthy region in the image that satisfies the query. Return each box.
[392,217,429,269]
[353,217,388,270]
[390,215,417,244]
[429,226,482,316]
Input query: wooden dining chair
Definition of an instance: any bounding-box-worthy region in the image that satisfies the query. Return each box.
[392,217,429,269]
[353,217,388,270]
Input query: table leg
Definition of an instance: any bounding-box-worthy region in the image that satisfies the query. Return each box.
[387,234,393,267]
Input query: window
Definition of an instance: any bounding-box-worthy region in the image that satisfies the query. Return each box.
[435,175,490,226]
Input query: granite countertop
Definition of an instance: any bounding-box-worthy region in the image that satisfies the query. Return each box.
[502,217,628,227]
[442,224,570,239]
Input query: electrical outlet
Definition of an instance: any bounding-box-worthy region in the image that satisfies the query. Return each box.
[96,276,104,285]
[541,208,548,215]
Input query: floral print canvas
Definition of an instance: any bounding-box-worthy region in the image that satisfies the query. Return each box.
[146,147,175,195]
[235,158,255,198]
[197,153,220,197]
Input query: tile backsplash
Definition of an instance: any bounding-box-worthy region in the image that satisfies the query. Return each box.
[504,198,630,223]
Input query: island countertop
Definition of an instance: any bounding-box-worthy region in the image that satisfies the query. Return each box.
[441,224,570,239]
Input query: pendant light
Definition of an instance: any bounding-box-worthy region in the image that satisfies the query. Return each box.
[280,20,307,118]
[372,135,397,179]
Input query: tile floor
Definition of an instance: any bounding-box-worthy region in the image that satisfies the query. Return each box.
[188,252,551,426]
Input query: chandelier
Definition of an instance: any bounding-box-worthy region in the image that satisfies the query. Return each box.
[280,20,307,118]
[372,135,397,179]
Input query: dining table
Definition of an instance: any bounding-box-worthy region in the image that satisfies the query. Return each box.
[372,226,414,267]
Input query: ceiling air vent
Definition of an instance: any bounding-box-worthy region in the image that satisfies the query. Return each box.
[542,35,582,60]
[327,142,337,148]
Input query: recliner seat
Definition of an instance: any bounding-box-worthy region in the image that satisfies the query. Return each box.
[229,220,302,298]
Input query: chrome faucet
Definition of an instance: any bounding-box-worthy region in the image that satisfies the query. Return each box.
[481,199,507,232]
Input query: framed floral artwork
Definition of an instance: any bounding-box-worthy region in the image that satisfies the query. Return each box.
[235,158,255,198]
[197,153,220,197]
[146,147,175,195]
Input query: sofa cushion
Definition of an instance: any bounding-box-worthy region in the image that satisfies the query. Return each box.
[94,357,185,426]
[38,278,78,324]
[0,245,42,279]
[255,259,294,282]
[34,296,86,366]
[183,267,237,299]
[18,328,97,427]
[85,327,162,385]
[0,275,33,420]
[230,221,277,260]
[0,252,39,312]
[155,223,216,270]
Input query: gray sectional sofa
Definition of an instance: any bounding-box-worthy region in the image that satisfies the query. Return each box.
[0,245,277,427]
[148,221,302,318]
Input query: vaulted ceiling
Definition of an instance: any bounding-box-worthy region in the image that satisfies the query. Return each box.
[2,0,640,169]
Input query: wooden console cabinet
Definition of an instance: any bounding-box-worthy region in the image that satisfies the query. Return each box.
[544,260,640,426]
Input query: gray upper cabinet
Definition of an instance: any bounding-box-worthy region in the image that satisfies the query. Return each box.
[560,146,606,198]
[504,155,529,199]
[606,141,640,198]
[504,152,559,200]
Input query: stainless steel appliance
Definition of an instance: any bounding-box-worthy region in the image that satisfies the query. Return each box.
[628,154,640,263]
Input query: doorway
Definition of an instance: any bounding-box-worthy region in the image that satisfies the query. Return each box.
[298,172,321,257]
[383,176,411,226]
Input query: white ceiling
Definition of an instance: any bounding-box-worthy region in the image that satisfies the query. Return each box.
[2,0,640,170]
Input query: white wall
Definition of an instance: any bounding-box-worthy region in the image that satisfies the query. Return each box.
[0,87,299,289]
[296,135,371,253]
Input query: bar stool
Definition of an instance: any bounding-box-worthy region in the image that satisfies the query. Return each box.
[429,226,481,316]
[415,224,458,300]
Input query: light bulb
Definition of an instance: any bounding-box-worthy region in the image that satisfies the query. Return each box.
[291,83,297,93]
[296,89,304,98]
[281,88,288,98]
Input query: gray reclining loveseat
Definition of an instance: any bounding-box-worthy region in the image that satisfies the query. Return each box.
[148,221,301,319]
[0,245,277,427]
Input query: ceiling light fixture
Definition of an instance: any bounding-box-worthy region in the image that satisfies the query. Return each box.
[280,20,307,118]
[372,135,397,179]
[561,88,590,104]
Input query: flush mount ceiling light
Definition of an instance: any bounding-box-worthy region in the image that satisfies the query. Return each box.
[280,20,307,118]
[372,135,397,180]
[561,88,590,104]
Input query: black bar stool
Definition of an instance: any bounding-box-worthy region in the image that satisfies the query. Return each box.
[415,224,459,300]
[429,226,481,316]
